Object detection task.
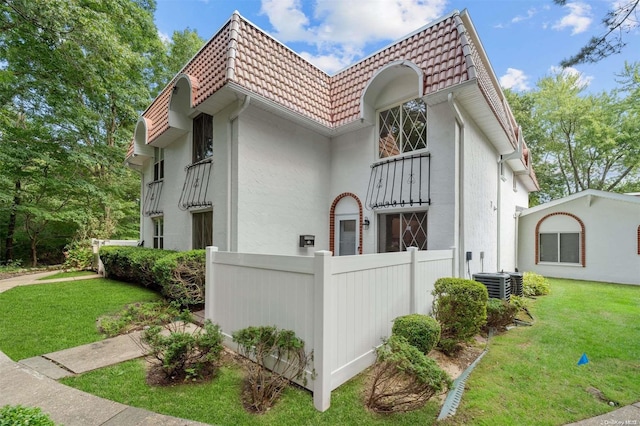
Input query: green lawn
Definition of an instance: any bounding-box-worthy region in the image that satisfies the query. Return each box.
[60,359,441,426]
[0,279,162,360]
[445,279,640,425]
[2,276,638,425]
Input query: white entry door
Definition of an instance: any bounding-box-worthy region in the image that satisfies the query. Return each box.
[335,214,358,256]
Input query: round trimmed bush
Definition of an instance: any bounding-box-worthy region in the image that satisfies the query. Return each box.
[523,271,550,296]
[432,277,488,354]
[392,314,441,353]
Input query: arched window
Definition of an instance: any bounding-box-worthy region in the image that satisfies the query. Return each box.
[535,212,585,266]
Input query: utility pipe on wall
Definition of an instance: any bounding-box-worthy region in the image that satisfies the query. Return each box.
[448,93,465,278]
[227,95,251,251]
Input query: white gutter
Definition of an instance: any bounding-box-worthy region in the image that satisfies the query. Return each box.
[497,127,524,271]
[227,95,251,251]
[514,210,522,270]
[496,156,501,271]
[448,93,465,278]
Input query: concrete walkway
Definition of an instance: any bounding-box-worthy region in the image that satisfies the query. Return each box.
[0,272,637,425]
[0,272,210,425]
[0,348,209,425]
[0,270,102,293]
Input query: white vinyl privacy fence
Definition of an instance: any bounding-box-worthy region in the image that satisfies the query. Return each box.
[92,239,139,275]
[205,247,453,411]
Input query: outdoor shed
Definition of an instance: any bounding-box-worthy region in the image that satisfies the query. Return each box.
[517,189,640,285]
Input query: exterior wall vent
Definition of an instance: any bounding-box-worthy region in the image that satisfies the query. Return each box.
[472,272,511,301]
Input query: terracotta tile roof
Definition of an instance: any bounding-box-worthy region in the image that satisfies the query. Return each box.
[138,10,518,149]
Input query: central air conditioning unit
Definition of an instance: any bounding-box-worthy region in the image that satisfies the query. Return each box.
[506,272,524,297]
[473,272,511,302]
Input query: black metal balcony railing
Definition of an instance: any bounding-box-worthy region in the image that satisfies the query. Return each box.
[365,153,431,209]
[178,157,213,210]
[143,180,163,216]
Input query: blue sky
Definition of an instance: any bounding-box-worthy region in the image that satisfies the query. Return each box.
[153,0,639,94]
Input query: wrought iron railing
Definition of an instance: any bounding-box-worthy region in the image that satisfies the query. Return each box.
[178,157,213,210]
[143,180,163,216]
[365,153,431,209]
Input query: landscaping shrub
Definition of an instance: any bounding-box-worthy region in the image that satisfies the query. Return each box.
[392,314,441,353]
[97,301,182,337]
[141,313,223,383]
[63,240,93,270]
[0,405,56,426]
[100,246,174,289]
[485,298,518,330]
[232,326,313,413]
[152,250,206,306]
[523,271,550,296]
[366,335,451,413]
[432,277,488,354]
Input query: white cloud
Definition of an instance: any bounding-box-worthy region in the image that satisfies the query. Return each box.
[500,68,531,91]
[260,0,310,40]
[548,65,594,88]
[260,0,449,72]
[512,8,537,24]
[552,2,593,34]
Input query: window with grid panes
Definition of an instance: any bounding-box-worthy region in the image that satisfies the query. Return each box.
[378,211,427,252]
[153,217,164,249]
[378,99,427,158]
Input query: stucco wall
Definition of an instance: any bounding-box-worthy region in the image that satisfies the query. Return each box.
[461,108,500,277]
[518,195,640,285]
[498,166,530,272]
[330,126,376,253]
[235,105,331,255]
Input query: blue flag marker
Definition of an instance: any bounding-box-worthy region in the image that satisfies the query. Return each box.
[577,353,589,365]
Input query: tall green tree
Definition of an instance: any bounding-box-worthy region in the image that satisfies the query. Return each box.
[507,66,640,204]
[1,0,206,265]
[151,28,205,96]
[0,0,161,264]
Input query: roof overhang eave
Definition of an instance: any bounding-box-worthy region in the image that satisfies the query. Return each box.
[200,82,371,137]
[428,79,515,155]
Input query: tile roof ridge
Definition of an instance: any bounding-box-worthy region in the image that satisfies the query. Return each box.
[139,14,237,117]
[453,11,476,81]
[225,12,240,82]
[330,9,463,76]
[233,11,331,78]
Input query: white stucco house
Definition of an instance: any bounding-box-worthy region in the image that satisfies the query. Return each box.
[125,9,539,279]
[517,189,640,285]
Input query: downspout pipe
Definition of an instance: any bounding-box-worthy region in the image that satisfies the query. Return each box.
[497,128,524,270]
[448,93,465,278]
[227,95,251,251]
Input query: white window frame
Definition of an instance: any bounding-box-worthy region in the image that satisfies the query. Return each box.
[153,147,164,181]
[377,98,427,159]
[539,232,581,264]
[153,217,164,249]
[378,210,428,253]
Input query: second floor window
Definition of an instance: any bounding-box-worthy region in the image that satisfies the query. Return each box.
[193,113,213,163]
[154,147,164,181]
[378,99,427,158]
